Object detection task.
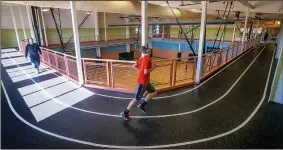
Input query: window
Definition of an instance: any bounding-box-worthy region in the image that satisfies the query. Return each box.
[153,25,162,34]
[156,25,160,34]
[135,27,139,34]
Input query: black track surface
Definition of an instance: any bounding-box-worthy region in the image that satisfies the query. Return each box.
[1,44,283,148]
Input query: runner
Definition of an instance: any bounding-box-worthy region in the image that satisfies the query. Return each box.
[121,46,157,121]
[25,38,42,74]
[263,31,269,44]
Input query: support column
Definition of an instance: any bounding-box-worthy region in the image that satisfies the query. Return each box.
[70,1,84,85]
[18,5,27,39]
[125,17,130,52]
[241,12,249,52]
[40,8,48,46]
[94,11,100,41]
[232,23,236,43]
[10,6,20,48]
[37,8,44,45]
[269,22,283,104]
[104,12,107,41]
[221,31,225,41]
[26,5,35,40]
[141,1,148,46]
[149,25,153,38]
[196,1,207,84]
[96,47,101,57]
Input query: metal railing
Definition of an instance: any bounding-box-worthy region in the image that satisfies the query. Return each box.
[47,34,140,47]
[81,39,254,93]
[149,33,239,43]
[19,41,79,83]
[19,39,254,93]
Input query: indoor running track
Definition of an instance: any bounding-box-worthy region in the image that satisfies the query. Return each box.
[1,44,282,148]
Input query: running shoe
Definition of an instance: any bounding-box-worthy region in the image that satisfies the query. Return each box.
[137,104,147,113]
[120,112,132,121]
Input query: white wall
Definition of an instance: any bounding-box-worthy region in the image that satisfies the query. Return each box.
[2,5,30,29]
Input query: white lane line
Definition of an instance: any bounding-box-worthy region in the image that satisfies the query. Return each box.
[1,46,275,148]
[3,46,265,119]
[8,46,256,100]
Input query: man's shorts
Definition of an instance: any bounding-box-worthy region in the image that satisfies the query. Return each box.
[134,83,156,101]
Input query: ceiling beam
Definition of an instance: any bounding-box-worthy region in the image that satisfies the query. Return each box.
[108,20,236,27]
[2,1,217,20]
[237,0,254,9]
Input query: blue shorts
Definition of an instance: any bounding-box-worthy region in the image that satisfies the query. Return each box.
[134,83,156,100]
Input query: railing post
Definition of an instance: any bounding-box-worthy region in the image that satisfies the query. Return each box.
[219,50,222,67]
[226,47,229,62]
[41,52,45,64]
[110,61,115,88]
[192,58,196,81]
[236,44,240,56]
[65,55,70,77]
[209,55,212,72]
[106,61,111,87]
[171,60,177,86]
[82,60,88,84]
[54,52,59,69]
[233,46,236,58]
[47,51,51,66]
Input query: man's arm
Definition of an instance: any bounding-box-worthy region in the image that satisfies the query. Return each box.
[37,44,42,55]
[132,62,139,71]
[144,64,157,74]
[144,58,156,74]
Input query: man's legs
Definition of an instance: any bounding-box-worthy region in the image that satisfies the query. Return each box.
[35,57,40,73]
[30,55,40,74]
[121,84,145,120]
[137,83,157,112]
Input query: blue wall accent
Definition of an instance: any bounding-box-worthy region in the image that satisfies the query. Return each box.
[152,41,179,51]
[151,39,232,54]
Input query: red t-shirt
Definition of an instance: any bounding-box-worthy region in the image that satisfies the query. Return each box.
[136,55,152,85]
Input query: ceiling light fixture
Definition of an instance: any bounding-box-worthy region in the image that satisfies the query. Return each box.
[190,9,200,13]
[41,8,49,12]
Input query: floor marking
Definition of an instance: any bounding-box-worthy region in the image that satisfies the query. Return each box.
[2,52,94,122]
[2,46,263,118]
[1,46,275,148]
[9,46,257,100]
